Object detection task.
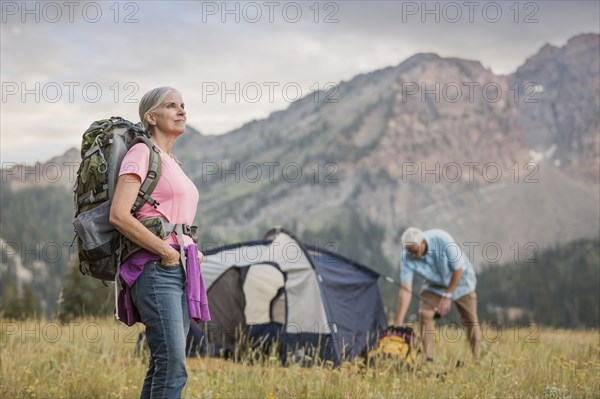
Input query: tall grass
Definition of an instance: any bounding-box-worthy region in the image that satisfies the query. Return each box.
[1,318,598,398]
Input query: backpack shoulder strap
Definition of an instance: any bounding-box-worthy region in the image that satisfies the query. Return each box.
[130,136,162,213]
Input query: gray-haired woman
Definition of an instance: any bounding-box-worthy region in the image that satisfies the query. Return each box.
[111,87,209,398]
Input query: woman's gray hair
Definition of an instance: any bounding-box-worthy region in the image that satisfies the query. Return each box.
[401,227,425,247]
[138,86,178,134]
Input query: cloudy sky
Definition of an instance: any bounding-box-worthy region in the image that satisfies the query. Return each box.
[1,0,599,163]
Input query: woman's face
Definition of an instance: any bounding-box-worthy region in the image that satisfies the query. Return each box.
[147,91,187,136]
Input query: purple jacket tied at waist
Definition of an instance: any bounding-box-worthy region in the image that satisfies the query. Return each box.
[116,243,211,326]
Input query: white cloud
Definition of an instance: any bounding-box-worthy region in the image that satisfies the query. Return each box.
[1,0,599,163]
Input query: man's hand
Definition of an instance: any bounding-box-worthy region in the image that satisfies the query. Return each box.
[437,297,452,316]
[198,250,204,264]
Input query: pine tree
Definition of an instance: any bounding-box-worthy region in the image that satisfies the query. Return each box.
[58,261,113,322]
[1,279,23,319]
[21,284,40,318]
[0,274,40,320]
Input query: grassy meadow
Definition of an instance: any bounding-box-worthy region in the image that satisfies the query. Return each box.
[1,318,598,398]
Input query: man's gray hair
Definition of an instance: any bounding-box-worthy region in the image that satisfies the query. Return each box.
[401,227,425,246]
[138,86,178,134]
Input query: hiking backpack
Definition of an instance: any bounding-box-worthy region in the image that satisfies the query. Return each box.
[72,116,162,281]
[368,325,416,366]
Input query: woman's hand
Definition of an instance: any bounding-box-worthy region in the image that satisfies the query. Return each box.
[161,246,180,266]
[198,250,204,264]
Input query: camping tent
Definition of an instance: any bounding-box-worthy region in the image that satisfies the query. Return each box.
[190,227,388,366]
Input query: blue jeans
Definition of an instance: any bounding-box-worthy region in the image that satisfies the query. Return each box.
[131,261,190,399]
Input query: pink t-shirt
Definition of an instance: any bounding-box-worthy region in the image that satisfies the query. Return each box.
[118,142,199,246]
[115,144,209,325]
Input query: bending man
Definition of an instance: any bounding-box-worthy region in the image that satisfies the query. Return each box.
[395,227,481,361]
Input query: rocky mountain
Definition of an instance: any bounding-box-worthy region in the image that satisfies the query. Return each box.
[514,33,600,181]
[1,33,599,316]
[1,147,80,191]
[176,34,599,269]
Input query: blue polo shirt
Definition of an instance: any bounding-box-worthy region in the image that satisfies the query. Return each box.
[400,229,476,299]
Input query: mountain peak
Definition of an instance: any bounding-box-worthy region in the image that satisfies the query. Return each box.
[514,33,599,182]
[401,52,442,65]
[47,147,80,165]
[566,32,600,46]
[518,33,599,72]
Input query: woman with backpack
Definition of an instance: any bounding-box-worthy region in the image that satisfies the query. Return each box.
[110,86,209,398]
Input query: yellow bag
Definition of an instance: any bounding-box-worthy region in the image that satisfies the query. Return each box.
[368,326,416,366]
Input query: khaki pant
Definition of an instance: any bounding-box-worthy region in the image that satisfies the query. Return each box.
[419,290,481,360]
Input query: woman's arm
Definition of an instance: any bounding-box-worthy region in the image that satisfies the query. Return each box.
[109,174,180,266]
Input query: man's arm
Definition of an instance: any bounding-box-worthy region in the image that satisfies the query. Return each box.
[446,267,464,295]
[395,282,413,326]
[437,268,464,315]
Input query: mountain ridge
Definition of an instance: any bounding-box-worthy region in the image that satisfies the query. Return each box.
[2,33,599,316]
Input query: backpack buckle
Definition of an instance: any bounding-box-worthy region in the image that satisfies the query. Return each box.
[182,224,198,243]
